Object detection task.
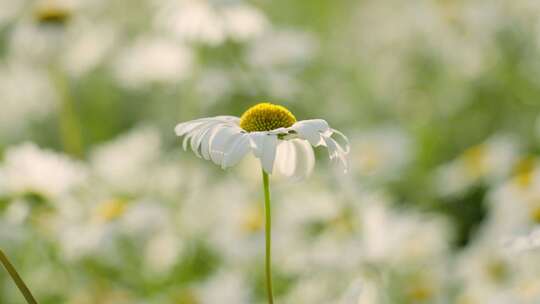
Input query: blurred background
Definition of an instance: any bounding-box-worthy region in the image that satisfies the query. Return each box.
[2,0,540,303]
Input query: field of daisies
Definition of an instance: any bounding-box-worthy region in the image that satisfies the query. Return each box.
[3,0,540,303]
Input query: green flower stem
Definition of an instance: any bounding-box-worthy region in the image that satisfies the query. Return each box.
[49,67,83,158]
[262,171,274,304]
[0,249,38,304]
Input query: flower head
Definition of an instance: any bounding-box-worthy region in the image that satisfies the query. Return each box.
[240,102,296,132]
[34,1,72,26]
[175,102,349,180]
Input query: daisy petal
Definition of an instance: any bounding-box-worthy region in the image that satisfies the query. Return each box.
[331,128,350,154]
[181,119,232,152]
[292,119,330,146]
[175,120,206,137]
[188,121,222,156]
[175,116,240,136]
[190,126,212,158]
[209,126,243,165]
[248,132,267,158]
[249,133,278,174]
[275,140,297,177]
[222,135,250,169]
[323,136,348,172]
[200,124,224,160]
[291,139,315,180]
[261,135,278,174]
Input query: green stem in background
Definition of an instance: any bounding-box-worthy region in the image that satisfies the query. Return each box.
[262,171,274,304]
[0,249,38,304]
[49,67,83,157]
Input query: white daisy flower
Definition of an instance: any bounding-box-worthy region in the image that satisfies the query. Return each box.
[175,102,349,304]
[174,102,349,180]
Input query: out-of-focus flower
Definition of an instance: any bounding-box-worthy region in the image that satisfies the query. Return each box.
[504,228,540,253]
[244,29,317,98]
[112,36,194,88]
[120,200,171,236]
[8,0,75,64]
[155,1,267,46]
[361,199,450,264]
[347,280,380,304]
[455,241,518,303]
[0,63,57,136]
[350,127,413,182]
[175,102,349,180]
[261,72,302,99]
[33,0,74,27]
[349,0,493,109]
[144,232,183,275]
[90,127,182,195]
[222,4,268,42]
[435,135,520,197]
[480,157,540,241]
[155,1,225,46]
[55,195,176,263]
[91,127,158,184]
[202,180,263,261]
[92,198,127,223]
[283,276,338,304]
[58,221,108,260]
[196,68,234,106]
[339,278,363,304]
[1,143,86,199]
[196,271,251,304]
[62,23,116,77]
[3,199,31,224]
[247,30,318,68]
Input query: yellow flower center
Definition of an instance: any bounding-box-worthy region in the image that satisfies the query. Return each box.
[530,205,540,223]
[463,144,486,178]
[485,259,509,283]
[513,156,536,189]
[240,206,264,233]
[239,102,296,132]
[406,284,434,301]
[174,289,200,304]
[34,3,71,25]
[95,198,127,222]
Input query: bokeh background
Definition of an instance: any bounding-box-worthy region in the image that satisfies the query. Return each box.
[2,0,540,303]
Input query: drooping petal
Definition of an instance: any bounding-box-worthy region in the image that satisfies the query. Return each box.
[188,120,225,156]
[291,119,330,146]
[331,128,350,154]
[176,118,215,137]
[222,135,251,169]
[249,133,278,174]
[275,140,297,177]
[248,132,267,158]
[190,126,212,157]
[175,116,240,136]
[274,139,315,181]
[322,136,348,172]
[290,139,315,180]
[175,120,207,137]
[261,135,278,174]
[178,117,238,154]
[181,121,212,151]
[209,126,244,165]
[200,124,225,160]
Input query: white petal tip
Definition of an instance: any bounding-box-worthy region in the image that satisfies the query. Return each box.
[174,125,183,136]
